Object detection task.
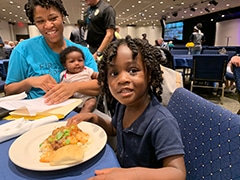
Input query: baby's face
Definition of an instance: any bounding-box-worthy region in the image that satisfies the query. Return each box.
[65,51,85,74]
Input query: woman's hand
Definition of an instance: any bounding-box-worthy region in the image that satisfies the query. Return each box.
[29,74,57,92]
[44,81,76,104]
[5,74,57,96]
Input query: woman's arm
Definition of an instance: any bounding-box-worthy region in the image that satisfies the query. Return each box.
[44,79,100,104]
[5,74,57,96]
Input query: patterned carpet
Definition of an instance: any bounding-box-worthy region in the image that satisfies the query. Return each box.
[189,88,239,114]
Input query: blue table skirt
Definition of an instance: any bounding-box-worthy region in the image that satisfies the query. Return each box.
[0,112,120,180]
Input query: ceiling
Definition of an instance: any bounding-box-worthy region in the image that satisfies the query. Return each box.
[0,0,239,26]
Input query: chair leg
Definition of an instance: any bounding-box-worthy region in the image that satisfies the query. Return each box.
[190,81,193,91]
[220,83,225,105]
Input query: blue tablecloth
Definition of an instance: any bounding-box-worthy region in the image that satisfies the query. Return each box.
[173,55,193,69]
[0,112,120,180]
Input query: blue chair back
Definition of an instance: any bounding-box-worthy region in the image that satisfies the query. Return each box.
[167,87,240,180]
[171,49,189,55]
[201,49,219,54]
[192,54,227,82]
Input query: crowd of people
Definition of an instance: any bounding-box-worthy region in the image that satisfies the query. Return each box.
[1,0,240,179]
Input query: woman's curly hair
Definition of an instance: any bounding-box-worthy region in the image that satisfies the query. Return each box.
[24,0,68,24]
[98,35,166,109]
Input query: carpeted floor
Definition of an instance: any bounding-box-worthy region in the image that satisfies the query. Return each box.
[186,87,239,114]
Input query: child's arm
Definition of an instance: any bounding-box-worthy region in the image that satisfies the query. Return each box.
[66,113,116,136]
[88,155,186,180]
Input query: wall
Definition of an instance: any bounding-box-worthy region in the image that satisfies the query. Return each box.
[0,20,12,41]
[215,18,240,46]
[1,17,240,47]
[117,25,162,45]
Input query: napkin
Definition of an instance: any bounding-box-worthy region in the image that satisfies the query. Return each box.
[0,92,27,102]
[0,115,58,143]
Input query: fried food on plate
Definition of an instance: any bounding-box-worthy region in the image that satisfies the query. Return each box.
[39,124,90,165]
[50,144,84,166]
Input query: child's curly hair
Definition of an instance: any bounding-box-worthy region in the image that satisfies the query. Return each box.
[98,35,165,107]
[24,0,68,24]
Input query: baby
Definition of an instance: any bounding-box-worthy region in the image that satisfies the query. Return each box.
[59,46,98,113]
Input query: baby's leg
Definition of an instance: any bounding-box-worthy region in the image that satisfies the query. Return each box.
[80,98,97,113]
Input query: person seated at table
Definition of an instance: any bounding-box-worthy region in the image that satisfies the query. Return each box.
[229,55,240,67]
[67,35,186,180]
[59,46,98,113]
[155,37,169,50]
[4,0,99,105]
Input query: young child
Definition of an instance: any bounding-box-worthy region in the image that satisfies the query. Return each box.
[60,46,98,113]
[67,36,186,179]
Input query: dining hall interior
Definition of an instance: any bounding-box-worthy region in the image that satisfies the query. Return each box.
[1,0,240,112]
[0,0,240,179]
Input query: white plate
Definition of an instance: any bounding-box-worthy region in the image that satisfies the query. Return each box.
[9,121,107,171]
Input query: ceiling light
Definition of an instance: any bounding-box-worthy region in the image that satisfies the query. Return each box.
[209,0,218,6]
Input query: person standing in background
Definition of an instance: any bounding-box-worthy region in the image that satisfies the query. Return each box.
[114,25,121,39]
[142,33,149,43]
[189,23,205,55]
[84,0,116,60]
[70,19,87,46]
[0,36,8,59]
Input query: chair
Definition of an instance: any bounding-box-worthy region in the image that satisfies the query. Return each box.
[232,65,240,114]
[171,49,189,55]
[226,51,237,62]
[190,54,228,102]
[201,49,219,54]
[167,87,240,180]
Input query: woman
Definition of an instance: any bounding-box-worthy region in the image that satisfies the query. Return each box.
[4,0,99,105]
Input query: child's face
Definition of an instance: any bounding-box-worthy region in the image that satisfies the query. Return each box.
[64,51,84,74]
[107,44,149,106]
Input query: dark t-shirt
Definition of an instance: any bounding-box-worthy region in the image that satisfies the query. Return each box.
[84,0,115,51]
[112,94,185,168]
